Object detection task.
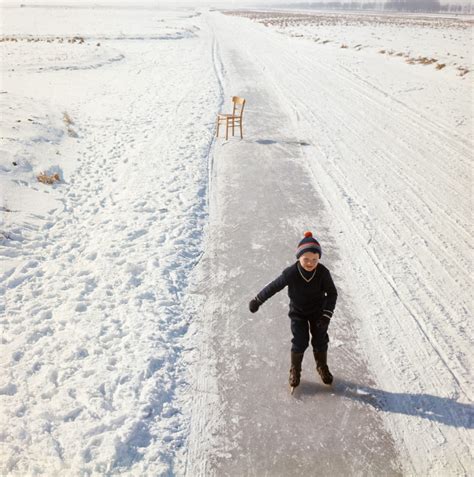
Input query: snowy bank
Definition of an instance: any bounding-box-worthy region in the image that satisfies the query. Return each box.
[1,5,221,475]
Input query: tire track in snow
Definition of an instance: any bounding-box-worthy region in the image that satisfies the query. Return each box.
[181,17,227,476]
[268,46,470,252]
[335,62,472,157]
[207,29,225,211]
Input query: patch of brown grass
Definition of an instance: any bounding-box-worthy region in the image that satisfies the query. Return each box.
[0,35,86,44]
[69,36,85,44]
[340,44,349,49]
[37,172,61,185]
[63,112,78,137]
[63,112,74,126]
[418,57,438,65]
[436,63,446,70]
[405,56,438,66]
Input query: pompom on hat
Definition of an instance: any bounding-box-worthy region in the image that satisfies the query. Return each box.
[296,231,322,259]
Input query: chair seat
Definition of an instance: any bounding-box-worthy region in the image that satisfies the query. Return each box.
[217,113,239,118]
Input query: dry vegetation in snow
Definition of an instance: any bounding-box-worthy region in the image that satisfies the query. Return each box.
[225,10,472,76]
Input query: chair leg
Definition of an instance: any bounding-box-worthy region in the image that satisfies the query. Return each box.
[240,122,243,139]
[232,118,235,137]
[216,118,220,137]
[225,118,229,140]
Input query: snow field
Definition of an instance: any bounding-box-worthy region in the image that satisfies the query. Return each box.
[1,7,221,475]
[227,10,473,79]
[0,5,200,38]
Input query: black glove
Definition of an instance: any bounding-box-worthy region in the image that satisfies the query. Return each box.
[318,311,332,329]
[249,298,261,313]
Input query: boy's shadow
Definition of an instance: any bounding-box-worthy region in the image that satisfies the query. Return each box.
[297,378,473,429]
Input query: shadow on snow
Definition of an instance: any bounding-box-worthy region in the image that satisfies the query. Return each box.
[297,378,474,429]
[255,138,311,146]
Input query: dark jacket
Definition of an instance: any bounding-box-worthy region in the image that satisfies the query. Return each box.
[256,262,337,321]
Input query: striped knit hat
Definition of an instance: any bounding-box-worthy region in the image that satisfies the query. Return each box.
[296,231,322,259]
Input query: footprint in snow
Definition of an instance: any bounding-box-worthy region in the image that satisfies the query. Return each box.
[127,229,148,240]
[39,310,52,320]
[12,350,24,363]
[75,302,87,312]
[27,326,53,344]
[0,383,17,396]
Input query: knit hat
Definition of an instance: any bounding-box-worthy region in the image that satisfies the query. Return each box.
[296,231,322,259]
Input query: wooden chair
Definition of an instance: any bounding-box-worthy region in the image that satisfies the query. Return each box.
[216,96,246,140]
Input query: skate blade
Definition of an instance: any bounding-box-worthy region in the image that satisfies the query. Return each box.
[290,386,296,395]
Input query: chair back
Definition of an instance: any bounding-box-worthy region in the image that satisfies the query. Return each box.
[232,96,246,119]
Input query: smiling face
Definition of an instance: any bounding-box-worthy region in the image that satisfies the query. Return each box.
[298,251,320,272]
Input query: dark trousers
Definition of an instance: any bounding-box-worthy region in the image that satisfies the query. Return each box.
[290,318,329,353]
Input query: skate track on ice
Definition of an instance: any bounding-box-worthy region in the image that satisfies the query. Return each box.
[185,11,473,477]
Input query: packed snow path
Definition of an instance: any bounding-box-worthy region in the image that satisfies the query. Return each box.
[185,11,473,477]
[1,6,472,476]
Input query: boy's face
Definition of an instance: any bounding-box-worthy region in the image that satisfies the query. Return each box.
[299,251,320,272]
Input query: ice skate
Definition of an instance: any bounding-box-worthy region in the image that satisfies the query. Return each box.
[289,352,304,393]
[314,351,333,385]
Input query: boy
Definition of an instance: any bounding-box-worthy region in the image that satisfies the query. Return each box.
[249,231,338,391]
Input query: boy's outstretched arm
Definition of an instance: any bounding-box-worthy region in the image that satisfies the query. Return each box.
[321,271,338,325]
[249,273,288,313]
